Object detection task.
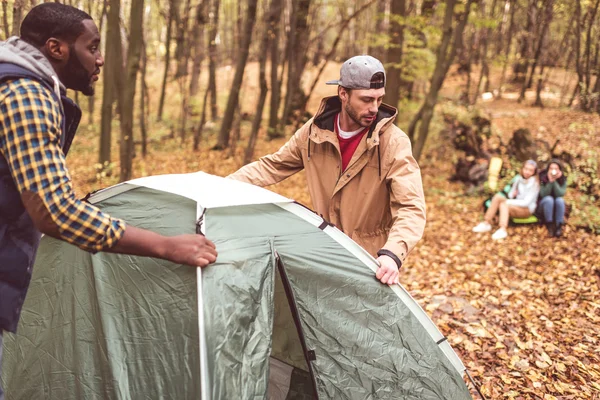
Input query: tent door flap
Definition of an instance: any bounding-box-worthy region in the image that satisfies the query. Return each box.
[274,251,319,399]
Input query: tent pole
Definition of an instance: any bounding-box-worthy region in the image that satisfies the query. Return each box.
[196,205,210,399]
[197,267,210,399]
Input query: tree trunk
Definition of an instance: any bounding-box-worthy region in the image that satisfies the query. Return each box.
[384,0,406,108]
[294,0,377,128]
[193,83,211,151]
[533,67,545,107]
[368,0,389,62]
[582,0,600,111]
[245,0,280,163]
[99,0,123,166]
[87,0,108,126]
[157,1,176,122]
[280,0,312,128]
[462,28,475,104]
[175,0,191,79]
[215,0,258,150]
[189,0,208,97]
[473,0,497,104]
[517,0,538,102]
[11,0,25,36]
[178,77,189,141]
[119,0,144,182]
[227,105,241,158]
[2,1,10,41]
[140,37,149,158]
[593,43,600,113]
[568,0,583,108]
[408,0,475,161]
[496,0,515,99]
[233,0,243,64]
[524,0,555,91]
[208,0,221,121]
[267,0,284,140]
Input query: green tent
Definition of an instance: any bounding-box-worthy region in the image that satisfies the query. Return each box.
[2,172,474,399]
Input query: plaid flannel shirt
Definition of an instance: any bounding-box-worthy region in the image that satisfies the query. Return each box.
[0,78,125,252]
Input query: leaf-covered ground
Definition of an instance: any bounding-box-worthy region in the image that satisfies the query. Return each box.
[64,63,599,399]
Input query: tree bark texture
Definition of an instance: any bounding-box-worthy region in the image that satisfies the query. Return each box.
[368,0,389,62]
[496,0,515,99]
[246,0,280,163]
[157,0,176,121]
[119,0,144,182]
[11,0,24,36]
[384,0,406,108]
[215,0,259,149]
[525,0,554,90]
[208,0,221,121]
[280,0,312,127]
[2,1,10,40]
[267,0,284,139]
[140,37,149,158]
[99,0,123,165]
[189,0,209,97]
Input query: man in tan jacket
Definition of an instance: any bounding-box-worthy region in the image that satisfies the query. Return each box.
[229,55,425,285]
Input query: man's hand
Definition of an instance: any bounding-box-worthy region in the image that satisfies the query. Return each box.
[375,255,399,285]
[163,234,218,267]
[110,226,217,267]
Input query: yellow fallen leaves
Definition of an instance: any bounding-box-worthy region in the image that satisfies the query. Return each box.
[64,106,600,399]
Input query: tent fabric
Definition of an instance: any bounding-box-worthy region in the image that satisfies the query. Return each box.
[1,172,472,399]
[207,204,471,399]
[2,188,201,399]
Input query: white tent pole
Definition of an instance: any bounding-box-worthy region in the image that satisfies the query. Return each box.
[197,267,210,399]
[196,205,210,400]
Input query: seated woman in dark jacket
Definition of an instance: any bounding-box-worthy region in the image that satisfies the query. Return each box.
[538,159,567,237]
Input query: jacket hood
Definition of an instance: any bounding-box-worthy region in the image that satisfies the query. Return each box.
[546,158,564,171]
[313,96,397,139]
[0,36,65,92]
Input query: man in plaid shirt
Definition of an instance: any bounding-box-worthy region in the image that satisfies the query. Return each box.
[0,5,217,395]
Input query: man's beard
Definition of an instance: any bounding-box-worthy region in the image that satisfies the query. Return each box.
[344,102,375,128]
[64,48,96,96]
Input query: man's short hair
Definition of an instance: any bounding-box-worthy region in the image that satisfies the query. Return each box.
[20,3,92,48]
[339,86,353,96]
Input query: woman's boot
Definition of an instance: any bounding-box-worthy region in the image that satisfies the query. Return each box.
[545,222,554,237]
[554,222,563,237]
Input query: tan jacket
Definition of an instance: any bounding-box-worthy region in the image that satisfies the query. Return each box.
[229,96,426,265]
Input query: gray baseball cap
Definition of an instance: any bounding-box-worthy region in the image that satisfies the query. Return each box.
[326,55,386,89]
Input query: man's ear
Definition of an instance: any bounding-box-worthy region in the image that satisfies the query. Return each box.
[339,87,348,102]
[44,38,70,62]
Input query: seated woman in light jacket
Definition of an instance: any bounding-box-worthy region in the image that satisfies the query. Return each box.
[472,160,540,240]
[537,159,567,237]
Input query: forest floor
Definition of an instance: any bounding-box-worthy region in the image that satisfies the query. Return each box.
[66,62,600,399]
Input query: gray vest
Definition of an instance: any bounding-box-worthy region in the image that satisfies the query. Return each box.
[0,63,81,332]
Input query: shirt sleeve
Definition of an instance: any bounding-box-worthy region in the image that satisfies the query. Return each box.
[0,79,125,252]
[383,135,427,264]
